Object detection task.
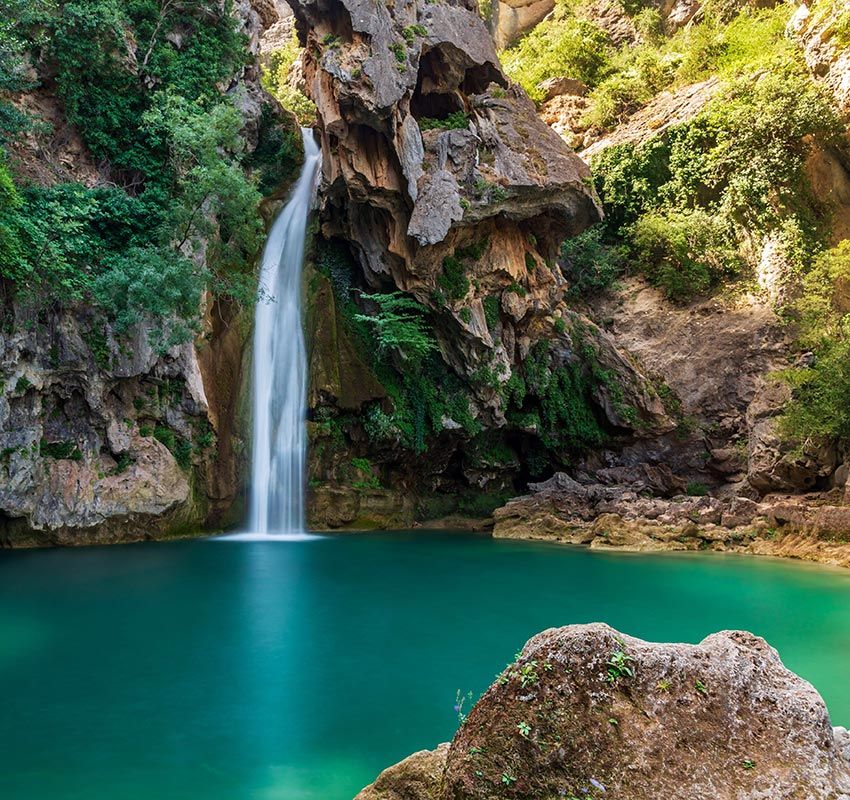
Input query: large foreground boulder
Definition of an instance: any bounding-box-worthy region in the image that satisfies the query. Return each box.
[356,624,850,799]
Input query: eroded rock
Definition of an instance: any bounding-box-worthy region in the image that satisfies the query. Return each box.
[355,624,850,800]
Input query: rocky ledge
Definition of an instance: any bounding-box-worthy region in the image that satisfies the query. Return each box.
[356,623,850,800]
[492,471,850,568]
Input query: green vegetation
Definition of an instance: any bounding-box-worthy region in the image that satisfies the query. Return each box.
[560,226,622,297]
[483,296,500,329]
[591,64,841,301]
[438,255,471,302]
[780,242,850,444]
[154,425,192,470]
[0,1,280,345]
[354,292,437,360]
[418,111,470,131]
[605,648,635,684]
[502,0,612,102]
[39,439,82,461]
[315,238,481,454]
[506,340,606,453]
[262,27,317,125]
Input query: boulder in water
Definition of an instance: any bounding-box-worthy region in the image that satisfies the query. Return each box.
[355,624,850,800]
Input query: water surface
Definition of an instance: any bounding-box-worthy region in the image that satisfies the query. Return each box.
[2,531,850,800]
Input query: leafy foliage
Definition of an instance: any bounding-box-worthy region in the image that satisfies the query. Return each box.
[354,292,437,361]
[780,242,850,443]
[560,225,623,297]
[630,209,740,301]
[0,0,274,339]
[261,26,317,125]
[501,0,613,102]
[52,0,246,182]
[591,63,841,302]
[418,111,469,131]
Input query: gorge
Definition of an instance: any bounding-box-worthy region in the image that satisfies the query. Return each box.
[2,0,850,798]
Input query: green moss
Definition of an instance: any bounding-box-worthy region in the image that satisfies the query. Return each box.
[439,255,470,302]
[483,296,500,329]
[39,439,82,461]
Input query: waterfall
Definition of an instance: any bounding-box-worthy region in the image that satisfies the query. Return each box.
[247,128,322,536]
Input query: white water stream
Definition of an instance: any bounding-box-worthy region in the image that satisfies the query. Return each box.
[245,128,322,537]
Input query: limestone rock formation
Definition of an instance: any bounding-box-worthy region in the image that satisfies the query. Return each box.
[289,0,601,374]
[490,468,850,567]
[355,624,850,800]
[491,0,556,49]
[792,1,850,116]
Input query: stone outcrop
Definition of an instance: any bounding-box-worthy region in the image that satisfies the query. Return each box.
[290,0,601,375]
[792,1,850,116]
[491,0,556,49]
[0,307,206,545]
[290,0,683,519]
[491,470,850,568]
[356,744,450,800]
[354,624,850,799]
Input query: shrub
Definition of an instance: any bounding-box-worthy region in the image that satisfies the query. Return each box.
[52,0,246,182]
[560,226,623,297]
[354,292,437,360]
[262,27,318,125]
[501,2,613,102]
[780,241,850,443]
[439,255,470,302]
[630,209,740,302]
[418,111,469,131]
[483,296,500,329]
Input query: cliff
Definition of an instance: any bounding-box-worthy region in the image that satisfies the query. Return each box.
[286,0,675,528]
[0,0,300,545]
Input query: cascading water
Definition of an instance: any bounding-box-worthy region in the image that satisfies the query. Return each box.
[247,128,322,537]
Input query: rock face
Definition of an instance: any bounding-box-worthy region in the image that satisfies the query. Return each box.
[0,0,290,545]
[491,0,556,49]
[356,624,850,800]
[0,309,202,545]
[792,1,850,116]
[290,0,681,523]
[491,470,850,568]
[290,0,600,366]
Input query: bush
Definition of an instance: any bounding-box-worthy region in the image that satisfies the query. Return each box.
[780,335,850,443]
[501,1,613,102]
[354,292,437,360]
[418,111,469,131]
[438,255,470,302]
[560,226,623,297]
[630,209,740,302]
[261,27,317,125]
[780,241,850,444]
[52,0,246,182]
